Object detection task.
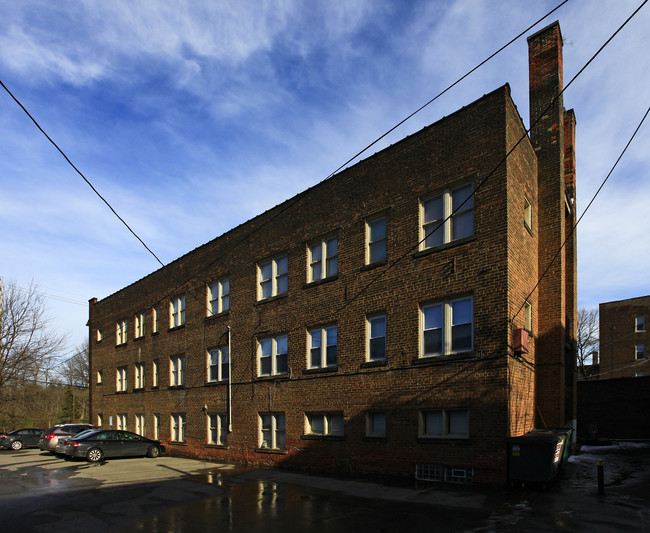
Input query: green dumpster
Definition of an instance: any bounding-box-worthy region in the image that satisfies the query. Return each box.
[508,428,571,483]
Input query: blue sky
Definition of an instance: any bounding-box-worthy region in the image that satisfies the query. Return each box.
[1,0,649,353]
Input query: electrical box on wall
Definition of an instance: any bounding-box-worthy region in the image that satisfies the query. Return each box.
[513,328,530,354]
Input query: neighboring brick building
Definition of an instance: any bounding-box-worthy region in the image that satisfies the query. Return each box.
[599,295,650,379]
[89,22,576,485]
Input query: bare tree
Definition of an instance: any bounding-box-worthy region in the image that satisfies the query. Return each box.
[58,341,90,422]
[0,279,67,386]
[0,279,68,427]
[577,307,599,378]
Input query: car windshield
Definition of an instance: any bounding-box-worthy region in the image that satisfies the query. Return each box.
[70,429,97,440]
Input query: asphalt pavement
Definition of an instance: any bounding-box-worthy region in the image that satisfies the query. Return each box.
[1,442,649,532]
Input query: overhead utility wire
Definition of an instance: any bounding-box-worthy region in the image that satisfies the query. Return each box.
[512,105,650,323]
[0,1,568,309]
[123,0,572,303]
[322,0,570,180]
[0,79,165,269]
[338,0,648,320]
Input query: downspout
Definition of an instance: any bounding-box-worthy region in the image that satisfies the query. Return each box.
[228,326,232,433]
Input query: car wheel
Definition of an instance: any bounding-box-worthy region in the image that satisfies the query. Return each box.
[10,440,23,451]
[146,446,160,458]
[87,448,104,463]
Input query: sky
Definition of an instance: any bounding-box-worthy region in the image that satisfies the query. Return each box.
[1,0,649,355]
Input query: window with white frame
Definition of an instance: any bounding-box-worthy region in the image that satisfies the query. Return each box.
[421,296,473,356]
[170,355,186,387]
[258,335,288,376]
[208,278,230,316]
[524,301,532,332]
[153,414,160,440]
[116,366,127,392]
[524,197,532,231]
[308,325,337,369]
[366,216,387,264]
[366,412,387,438]
[96,329,103,342]
[306,413,344,437]
[419,409,469,439]
[152,359,160,387]
[259,413,285,450]
[116,319,128,345]
[152,306,159,333]
[135,311,145,338]
[171,413,186,442]
[636,345,645,359]
[208,346,230,382]
[134,362,145,389]
[97,413,103,427]
[367,314,387,361]
[258,256,288,300]
[208,414,228,446]
[116,413,128,431]
[420,184,473,249]
[170,296,185,328]
[636,316,646,332]
[135,414,145,436]
[96,370,103,385]
[308,236,338,281]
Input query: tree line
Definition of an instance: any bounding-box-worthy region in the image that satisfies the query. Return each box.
[0,279,88,431]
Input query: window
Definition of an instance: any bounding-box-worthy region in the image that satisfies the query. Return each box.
[208,346,230,382]
[135,414,145,436]
[524,301,532,332]
[134,362,145,389]
[420,409,469,439]
[208,414,228,446]
[135,311,145,338]
[308,236,338,281]
[367,314,387,361]
[366,412,387,438]
[308,325,337,369]
[170,296,186,328]
[170,355,186,387]
[96,329,103,342]
[636,345,645,359]
[636,316,646,332]
[116,413,128,431]
[116,366,127,392]
[258,256,288,300]
[153,414,160,440]
[524,197,532,231]
[306,413,344,437]
[420,184,473,249]
[421,296,473,356]
[367,216,387,264]
[96,370,103,385]
[208,278,230,316]
[116,319,128,345]
[171,414,186,442]
[258,335,288,376]
[97,413,103,427]
[152,306,159,333]
[259,413,285,450]
[152,359,160,388]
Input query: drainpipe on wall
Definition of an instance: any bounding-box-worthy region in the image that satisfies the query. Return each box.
[228,326,232,433]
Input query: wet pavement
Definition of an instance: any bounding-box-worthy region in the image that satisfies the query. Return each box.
[1,443,649,532]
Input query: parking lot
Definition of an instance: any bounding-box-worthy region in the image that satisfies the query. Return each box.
[2,444,650,532]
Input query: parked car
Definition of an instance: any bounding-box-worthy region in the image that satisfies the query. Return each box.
[65,430,165,462]
[54,429,100,456]
[39,424,96,453]
[0,428,45,450]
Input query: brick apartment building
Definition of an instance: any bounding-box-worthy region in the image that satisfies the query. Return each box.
[89,22,576,485]
[599,295,650,379]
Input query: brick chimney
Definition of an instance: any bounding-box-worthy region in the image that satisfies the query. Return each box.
[527,22,577,428]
